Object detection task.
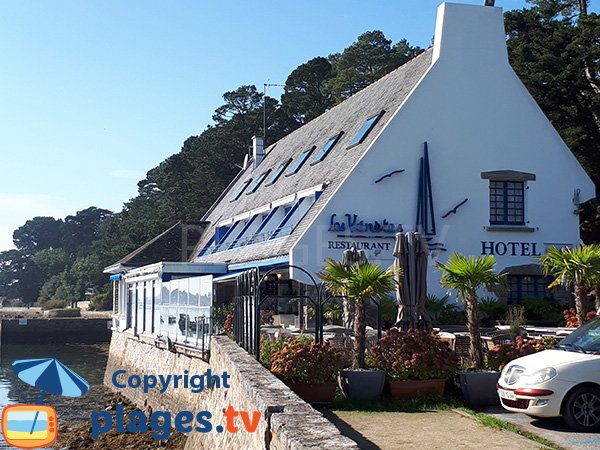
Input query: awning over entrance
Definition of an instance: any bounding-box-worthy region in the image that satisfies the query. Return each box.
[123,261,228,283]
[228,257,289,272]
[213,271,246,282]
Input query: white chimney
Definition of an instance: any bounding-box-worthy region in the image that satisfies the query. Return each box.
[252,136,265,167]
[432,3,508,66]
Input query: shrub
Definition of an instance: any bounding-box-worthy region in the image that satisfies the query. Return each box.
[89,291,112,310]
[260,335,292,369]
[564,308,597,328]
[479,297,508,325]
[436,308,466,326]
[425,295,465,326]
[270,337,343,384]
[521,298,563,323]
[214,303,234,329]
[367,328,459,381]
[223,314,234,335]
[506,305,526,338]
[41,298,68,310]
[485,336,557,371]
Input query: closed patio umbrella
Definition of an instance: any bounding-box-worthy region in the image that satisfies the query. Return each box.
[394,232,432,331]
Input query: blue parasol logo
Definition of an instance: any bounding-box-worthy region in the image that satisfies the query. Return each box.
[12,358,90,403]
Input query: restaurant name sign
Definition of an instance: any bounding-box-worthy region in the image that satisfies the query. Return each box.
[328,214,403,234]
[326,213,402,253]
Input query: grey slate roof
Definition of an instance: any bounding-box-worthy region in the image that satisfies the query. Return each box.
[192,49,433,265]
[115,221,209,268]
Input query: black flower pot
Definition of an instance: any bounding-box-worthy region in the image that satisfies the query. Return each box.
[338,369,385,401]
[455,370,501,409]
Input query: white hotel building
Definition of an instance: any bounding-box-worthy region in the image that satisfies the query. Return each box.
[106,3,595,345]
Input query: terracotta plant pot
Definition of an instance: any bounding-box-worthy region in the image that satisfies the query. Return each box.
[286,382,337,405]
[388,378,446,400]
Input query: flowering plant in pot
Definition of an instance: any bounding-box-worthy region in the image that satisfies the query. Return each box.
[269,337,344,404]
[367,328,459,399]
[485,336,557,372]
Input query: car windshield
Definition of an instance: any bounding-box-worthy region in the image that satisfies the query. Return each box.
[557,318,600,354]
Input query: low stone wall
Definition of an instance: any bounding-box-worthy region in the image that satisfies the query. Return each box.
[1,318,111,344]
[104,332,211,414]
[104,332,359,450]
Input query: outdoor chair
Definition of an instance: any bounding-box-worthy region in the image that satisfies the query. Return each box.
[454,334,471,364]
[488,330,512,346]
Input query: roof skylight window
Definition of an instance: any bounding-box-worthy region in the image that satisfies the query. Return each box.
[266,159,292,186]
[247,170,271,194]
[230,179,252,202]
[312,132,344,164]
[347,111,385,149]
[286,147,315,176]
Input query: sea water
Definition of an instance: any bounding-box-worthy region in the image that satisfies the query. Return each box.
[0,343,109,449]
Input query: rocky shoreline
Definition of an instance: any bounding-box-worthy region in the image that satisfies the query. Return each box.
[53,393,187,450]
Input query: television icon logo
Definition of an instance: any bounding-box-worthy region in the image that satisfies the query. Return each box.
[1,404,58,449]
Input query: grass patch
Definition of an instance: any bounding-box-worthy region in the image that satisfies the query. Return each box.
[330,394,462,413]
[458,407,561,449]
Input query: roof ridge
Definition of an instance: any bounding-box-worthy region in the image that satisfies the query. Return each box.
[272,47,434,136]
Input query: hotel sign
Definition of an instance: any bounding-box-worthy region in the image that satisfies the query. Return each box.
[481,241,541,257]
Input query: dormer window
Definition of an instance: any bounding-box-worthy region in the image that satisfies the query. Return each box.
[482,170,536,230]
[347,111,385,149]
[286,147,315,176]
[312,132,344,164]
[247,170,271,194]
[266,159,291,186]
[230,179,252,202]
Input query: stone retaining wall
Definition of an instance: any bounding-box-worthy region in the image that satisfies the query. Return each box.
[1,318,111,344]
[104,332,359,450]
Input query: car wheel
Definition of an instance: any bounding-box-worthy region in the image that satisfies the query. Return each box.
[563,386,600,432]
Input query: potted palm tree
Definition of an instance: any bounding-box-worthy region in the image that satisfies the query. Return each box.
[537,244,600,327]
[319,259,397,400]
[437,252,506,408]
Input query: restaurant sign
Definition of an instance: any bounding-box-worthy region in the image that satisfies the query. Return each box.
[326,213,403,253]
[328,214,403,234]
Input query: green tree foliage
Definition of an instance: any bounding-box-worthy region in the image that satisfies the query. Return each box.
[328,31,423,102]
[31,248,72,279]
[0,250,43,305]
[505,1,600,241]
[537,244,600,326]
[61,207,113,255]
[13,217,63,255]
[281,57,334,125]
[319,259,397,369]
[437,253,507,370]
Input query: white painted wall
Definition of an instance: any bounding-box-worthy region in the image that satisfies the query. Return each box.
[290,2,595,299]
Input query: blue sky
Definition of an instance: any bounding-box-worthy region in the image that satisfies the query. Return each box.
[0,1,564,251]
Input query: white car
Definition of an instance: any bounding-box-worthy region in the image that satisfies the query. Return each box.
[498,318,600,431]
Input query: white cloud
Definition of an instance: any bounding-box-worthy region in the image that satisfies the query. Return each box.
[0,193,73,252]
